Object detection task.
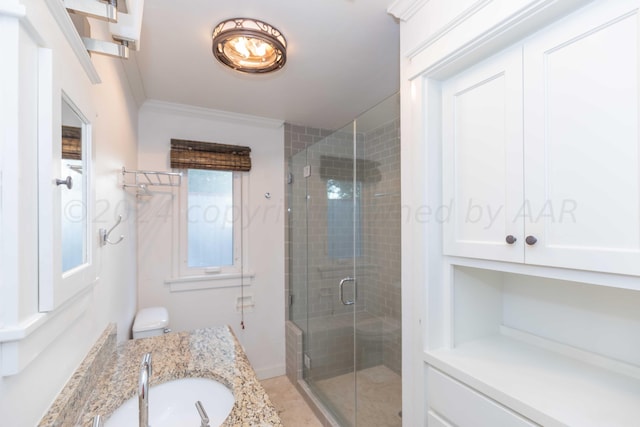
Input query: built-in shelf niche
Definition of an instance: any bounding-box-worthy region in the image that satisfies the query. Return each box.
[425,265,640,426]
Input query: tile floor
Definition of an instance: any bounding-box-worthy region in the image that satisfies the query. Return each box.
[261,376,324,427]
[315,365,402,427]
[261,365,401,427]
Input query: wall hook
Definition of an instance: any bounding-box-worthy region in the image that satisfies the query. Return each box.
[99,215,125,246]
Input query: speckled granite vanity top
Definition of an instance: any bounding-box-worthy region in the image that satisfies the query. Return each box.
[41,325,282,426]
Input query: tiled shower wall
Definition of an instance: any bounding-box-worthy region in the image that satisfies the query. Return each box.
[284,111,401,383]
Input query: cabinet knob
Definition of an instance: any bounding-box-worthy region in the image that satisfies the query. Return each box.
[56,176,73,190]
[525,235,538,246]
[505,235,517,244]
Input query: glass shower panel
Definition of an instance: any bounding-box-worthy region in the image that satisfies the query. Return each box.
[289,148,309,329]
[289,92,401,427]
[304,121,357,427]
[354,93,402,427]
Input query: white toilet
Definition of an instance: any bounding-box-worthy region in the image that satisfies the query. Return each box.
[132,306,171,339]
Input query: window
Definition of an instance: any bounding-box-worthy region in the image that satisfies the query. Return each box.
[327,179,362,259]
[168,138,252,286]
[178,169,242,276]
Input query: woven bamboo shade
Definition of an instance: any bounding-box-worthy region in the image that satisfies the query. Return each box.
[62,125,82,160]
[170,139,252,172]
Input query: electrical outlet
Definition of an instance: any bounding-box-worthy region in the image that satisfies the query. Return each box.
[236,295,255,312]
[304,353,311,369]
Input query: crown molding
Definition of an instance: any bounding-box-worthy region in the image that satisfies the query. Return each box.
[404,0,593,80]
[387,0,430,21]
[406,0,492,59]
[141,99,285,129]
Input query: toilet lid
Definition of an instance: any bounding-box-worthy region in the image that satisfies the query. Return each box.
[133,307,169,332]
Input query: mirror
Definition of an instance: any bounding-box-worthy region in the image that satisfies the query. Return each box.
[39,93,94,312]
[60,99,87,273]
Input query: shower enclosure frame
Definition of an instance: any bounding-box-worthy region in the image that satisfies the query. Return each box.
[286,93,402,427]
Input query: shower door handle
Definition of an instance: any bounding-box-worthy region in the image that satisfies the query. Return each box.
[339,277,356,305]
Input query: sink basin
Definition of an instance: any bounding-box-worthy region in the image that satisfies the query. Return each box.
[104,377,235,427]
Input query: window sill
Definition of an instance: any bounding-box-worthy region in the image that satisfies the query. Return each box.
[164,272,255,292]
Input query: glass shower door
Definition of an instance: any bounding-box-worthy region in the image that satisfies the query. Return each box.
[303,120,358,427]
[294,93,401,427]
[353,93,402,427]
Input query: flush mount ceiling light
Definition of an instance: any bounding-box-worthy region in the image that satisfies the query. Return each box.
[212,18,287,74]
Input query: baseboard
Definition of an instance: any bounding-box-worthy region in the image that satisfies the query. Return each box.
[254,363,286,380]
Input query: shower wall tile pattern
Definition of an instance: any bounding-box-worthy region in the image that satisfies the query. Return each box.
[286,320,303,384]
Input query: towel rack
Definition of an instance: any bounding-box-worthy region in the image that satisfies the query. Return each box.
[122,167,182,195]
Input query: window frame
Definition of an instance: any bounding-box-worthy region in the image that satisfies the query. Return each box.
[171,169,249,282]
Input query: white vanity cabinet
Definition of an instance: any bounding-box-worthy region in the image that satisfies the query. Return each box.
[391,0,640,426]
[442,0,640,276]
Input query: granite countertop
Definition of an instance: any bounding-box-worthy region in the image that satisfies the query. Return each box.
[79,326,282,426]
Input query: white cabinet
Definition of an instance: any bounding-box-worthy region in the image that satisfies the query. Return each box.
[394,0,640,426]
[442,45,524,264]
[442,0,640,276]
[523,1,640,274]
[427,1,640,427]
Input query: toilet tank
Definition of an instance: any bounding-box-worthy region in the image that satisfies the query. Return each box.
[133,307,170,339]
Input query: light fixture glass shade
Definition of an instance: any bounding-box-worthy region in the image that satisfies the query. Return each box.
[212,18,287,73]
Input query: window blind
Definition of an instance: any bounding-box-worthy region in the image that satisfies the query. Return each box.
[170,138,252,172]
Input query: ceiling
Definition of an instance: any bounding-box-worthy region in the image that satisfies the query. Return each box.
[133,0,400,130]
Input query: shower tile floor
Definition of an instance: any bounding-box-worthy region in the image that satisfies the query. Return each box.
[315,365,402,427]
[262,365,401,427]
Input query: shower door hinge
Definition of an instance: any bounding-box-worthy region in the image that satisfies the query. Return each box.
[288,294,294,307]
[304,354,311,369]
[303,165,311,178]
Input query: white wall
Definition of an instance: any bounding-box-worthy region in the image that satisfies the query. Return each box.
[0,1,138,425]
[137,101,286,379]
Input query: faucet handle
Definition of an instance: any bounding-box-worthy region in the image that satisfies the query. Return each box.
[195,401,210,427]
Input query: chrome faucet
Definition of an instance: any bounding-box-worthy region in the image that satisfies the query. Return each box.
[138,353,152,427]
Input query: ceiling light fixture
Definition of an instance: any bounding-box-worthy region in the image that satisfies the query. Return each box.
[212,18,287,74]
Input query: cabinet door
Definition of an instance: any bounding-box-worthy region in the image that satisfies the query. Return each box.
[524,0,640,275]
[442,46,524,262]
